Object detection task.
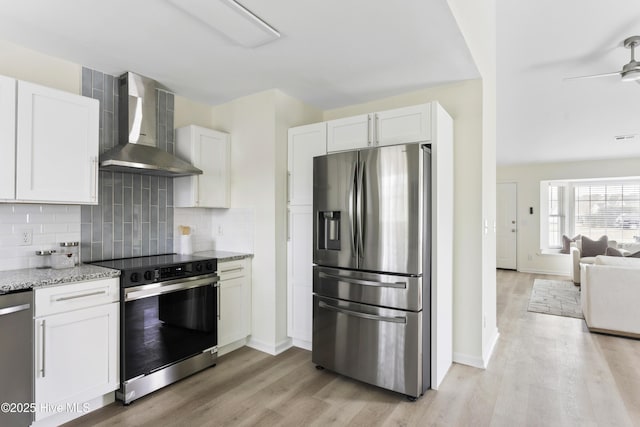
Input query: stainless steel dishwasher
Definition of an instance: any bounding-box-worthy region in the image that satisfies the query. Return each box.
[0,290,33,427]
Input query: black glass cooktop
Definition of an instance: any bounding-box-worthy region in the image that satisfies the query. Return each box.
[90,253,213,271]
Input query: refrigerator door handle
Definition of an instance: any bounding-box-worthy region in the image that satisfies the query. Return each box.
[357,161,365,257]
[318,300,406,324]
[348,161,357,255]
[318,271,407,289]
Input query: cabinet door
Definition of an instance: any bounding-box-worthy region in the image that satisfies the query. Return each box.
[34,302,118,421]
[16,81,99,204]
[288,122,327,205]
[287,205,313,348]
[375,103,431,146]
[0,75,16,200]
[174,126,230,208]
[326,114,371,152]
[198,129,230,208]
[217,258,251,349]
[218,275,246,347]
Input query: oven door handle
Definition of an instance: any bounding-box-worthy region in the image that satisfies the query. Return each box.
[124,274,219,301]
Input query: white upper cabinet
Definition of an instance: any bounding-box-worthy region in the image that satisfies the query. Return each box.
[375,103,431,146]
[174,125,230,208]
[0,75,16,200]
[288,122,327,205]
[326,114,370,153]
[326,103,432,152]
[15,80,99,204]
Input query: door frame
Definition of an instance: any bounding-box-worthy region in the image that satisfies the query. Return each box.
[496,181,518,270]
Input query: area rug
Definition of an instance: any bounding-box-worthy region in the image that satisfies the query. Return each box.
[527,279,584,319]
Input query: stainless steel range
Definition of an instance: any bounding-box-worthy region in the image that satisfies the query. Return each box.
[91,254,218,404]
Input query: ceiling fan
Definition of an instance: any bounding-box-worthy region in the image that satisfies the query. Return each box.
[565,35,640,83]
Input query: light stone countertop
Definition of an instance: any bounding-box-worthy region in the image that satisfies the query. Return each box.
[193,250,253,262]
[0,264,121,294]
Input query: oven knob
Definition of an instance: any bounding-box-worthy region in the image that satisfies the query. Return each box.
[206,262,214,271]
[144,270,154,281]
[195,263,203,272]
[130,272,139,283]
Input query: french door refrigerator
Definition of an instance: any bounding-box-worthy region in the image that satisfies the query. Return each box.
[312,143,431,399]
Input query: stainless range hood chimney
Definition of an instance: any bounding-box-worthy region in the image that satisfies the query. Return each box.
[99,72,202,177]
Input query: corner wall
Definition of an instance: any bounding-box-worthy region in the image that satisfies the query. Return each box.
[447,0,498,368]
[207,89,322,354]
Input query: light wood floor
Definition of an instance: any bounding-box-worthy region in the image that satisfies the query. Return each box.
[65,271,640,426]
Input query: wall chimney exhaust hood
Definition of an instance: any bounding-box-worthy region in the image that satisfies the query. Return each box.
[99,72,203,177]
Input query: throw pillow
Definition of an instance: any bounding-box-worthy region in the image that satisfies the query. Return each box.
[581,235,608,258]
[560,234,581,254]
[605,246,623,257]
[628,250,640,258]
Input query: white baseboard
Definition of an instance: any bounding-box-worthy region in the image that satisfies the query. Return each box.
[483,329,500,367]
[453,352,485,369]
[291,338,311,351]
[218,338,248,357]
[517,267,571,277]
[453,330,500,370]
[246,336,292,356]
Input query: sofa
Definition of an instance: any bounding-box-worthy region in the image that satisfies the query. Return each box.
[581,255,640,338]
[570,237,621,284]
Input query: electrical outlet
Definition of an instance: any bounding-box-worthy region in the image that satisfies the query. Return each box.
[19,228,32,246]
[217,226,224,236]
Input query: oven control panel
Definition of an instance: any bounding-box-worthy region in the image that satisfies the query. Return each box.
[123,260,217,287]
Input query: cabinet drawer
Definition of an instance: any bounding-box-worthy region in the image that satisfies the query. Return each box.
[218,259,247,280]
[34,278,119,317]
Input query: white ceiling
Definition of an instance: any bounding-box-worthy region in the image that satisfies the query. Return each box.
[498,0,640,165]
[0,0,478,110]
[4,1,638,166]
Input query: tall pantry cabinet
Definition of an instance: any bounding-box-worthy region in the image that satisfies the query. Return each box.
[287,122,326,349]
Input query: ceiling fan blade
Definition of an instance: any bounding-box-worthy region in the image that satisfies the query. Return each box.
[563,71,622,81]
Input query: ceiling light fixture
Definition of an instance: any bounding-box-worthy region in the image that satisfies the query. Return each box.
[167,0,280,48]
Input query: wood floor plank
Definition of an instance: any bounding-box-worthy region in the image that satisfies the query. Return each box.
[64,270,640,427]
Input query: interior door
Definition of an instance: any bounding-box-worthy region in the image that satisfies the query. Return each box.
[359,144,422,275]
[313,150,358,269]
[497,182,518,269]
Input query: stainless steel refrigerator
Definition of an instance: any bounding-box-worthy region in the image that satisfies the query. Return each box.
[312,143,431,399]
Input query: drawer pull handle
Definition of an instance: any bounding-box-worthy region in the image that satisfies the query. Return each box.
[54,290,107,302]
[220,267,243,274]
[318,271,406,289]
[318,300,406,324]
[0,303,30,316]
[40,319,46,378]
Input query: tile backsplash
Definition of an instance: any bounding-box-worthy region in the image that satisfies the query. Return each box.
[80,67,175,262]
[211,208,255,253]
[0,204,80,271]
[173,208,254,254]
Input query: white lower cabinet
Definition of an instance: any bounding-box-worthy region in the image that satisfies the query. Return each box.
[217,258,252,355]
[33,278,119,424]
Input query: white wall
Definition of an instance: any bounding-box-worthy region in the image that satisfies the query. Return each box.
[448,0,498,368]
[206,89,322,354]
[0,39,80,93]
[497,157,640,276]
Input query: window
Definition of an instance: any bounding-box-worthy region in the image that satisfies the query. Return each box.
[574,182,640,243]
[541,178,640,251]
[547,184,565,248]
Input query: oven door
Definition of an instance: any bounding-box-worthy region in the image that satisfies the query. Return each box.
[122,274,218,382]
